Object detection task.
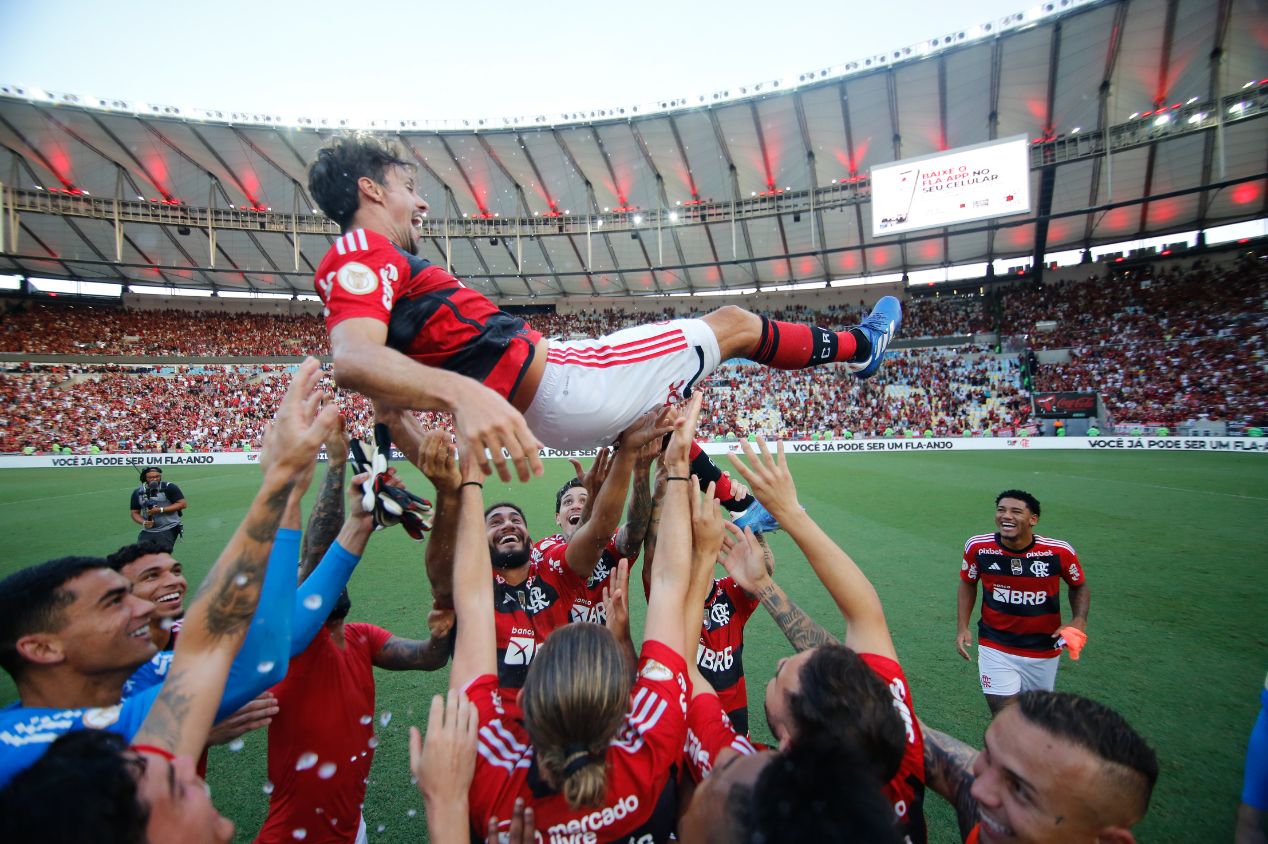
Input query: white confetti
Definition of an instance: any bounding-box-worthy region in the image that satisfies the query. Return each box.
[292,830,307,840]
[234,574,249,586]
[367,736,379,749]
[378,711,392,727]
[159,618,175,631]
[295,752,318,771]
[257,661,276,674]
[302,594,323,610]
[262,781,275,795]
[359,715,373,725]
[376,826,385,834]
[406,809,417,818]
[317,762,337,779]
[227,738,245,752]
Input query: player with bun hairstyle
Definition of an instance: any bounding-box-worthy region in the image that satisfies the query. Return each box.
[446,394,706,841]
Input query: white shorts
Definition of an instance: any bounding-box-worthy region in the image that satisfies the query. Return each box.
[524,319,722,449]
[978,645,1059,697]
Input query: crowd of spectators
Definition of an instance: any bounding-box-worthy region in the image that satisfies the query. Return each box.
[1,254,1263,450]
[0,305,328,356]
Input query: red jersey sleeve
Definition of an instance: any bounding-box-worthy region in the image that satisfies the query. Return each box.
[1059,545,1085,586]
[960,543,980,583]
[314,229,410,330]
[346,622,394,660]
[683,692,759,783]
[613,640,689,782]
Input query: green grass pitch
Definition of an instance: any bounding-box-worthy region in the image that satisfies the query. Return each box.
[1,450,1264,842]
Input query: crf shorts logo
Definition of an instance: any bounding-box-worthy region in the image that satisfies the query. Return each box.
[981,674,992,689]
[505,635,538,665]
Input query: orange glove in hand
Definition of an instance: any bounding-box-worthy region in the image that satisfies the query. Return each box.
[1056,626,1087,660]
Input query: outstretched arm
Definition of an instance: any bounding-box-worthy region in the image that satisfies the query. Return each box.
[448,448,498,690]
[727,437,895,661]
[386,413,462,610]
[921,721,981,841]
[330,318,542,483]
[685,481,724,698]
[299,417,348,583]
[133,358,336,757]
[615,439,660,558]
[719,523,837,652]
[564,408,671,579]
[643,394,703,654]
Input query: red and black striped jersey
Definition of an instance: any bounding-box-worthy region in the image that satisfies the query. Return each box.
[315,228,542,402]
[863,653,927,844]
[697,577,759,728]
[533,532,640,627]
[961,533,1085,658]
[492,550,584,691]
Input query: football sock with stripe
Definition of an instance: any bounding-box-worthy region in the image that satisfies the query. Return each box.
[751,317,869,369]
[689,442,749,512]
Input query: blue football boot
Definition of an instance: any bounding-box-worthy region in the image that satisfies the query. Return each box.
[849,295,902,380]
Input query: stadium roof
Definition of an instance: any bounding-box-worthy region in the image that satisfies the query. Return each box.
[0,0,1264,299]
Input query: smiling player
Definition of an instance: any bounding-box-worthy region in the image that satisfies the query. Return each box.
[957,490,1090,715]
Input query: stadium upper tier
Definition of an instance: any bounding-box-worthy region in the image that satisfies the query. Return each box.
[0,0,1264,298]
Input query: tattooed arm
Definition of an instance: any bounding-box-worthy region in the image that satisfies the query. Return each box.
[756,580,837,652]
[565,408,671,580]
[134,358,336,758]
[614,440,658,559]
[717,521,835,652]
[921,721,981,841]
[726,437,896,661]
[299,418,348,583]
[372,633,452,672]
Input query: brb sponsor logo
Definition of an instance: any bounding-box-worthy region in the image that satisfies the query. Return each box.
[697,643,735,672]
[992,585,1049,606]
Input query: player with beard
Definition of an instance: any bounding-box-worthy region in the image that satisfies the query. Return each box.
[308,134,902,484]
[921,692,1157,844]
[258,424,453,844]
[484,411,668,690]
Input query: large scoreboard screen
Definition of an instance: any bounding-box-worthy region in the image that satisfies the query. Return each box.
[871,136,1031,237]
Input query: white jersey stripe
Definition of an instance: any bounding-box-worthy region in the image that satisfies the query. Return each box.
[356,229,369,251]
[335,236,347,256]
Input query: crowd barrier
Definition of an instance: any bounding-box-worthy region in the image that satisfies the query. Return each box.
[1,437,1261,470]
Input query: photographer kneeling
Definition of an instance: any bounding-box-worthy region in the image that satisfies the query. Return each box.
[130,466,186,552]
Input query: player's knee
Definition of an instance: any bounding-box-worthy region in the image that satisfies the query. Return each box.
[703,306,761,356]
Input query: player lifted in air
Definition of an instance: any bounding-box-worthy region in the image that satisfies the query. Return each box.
[308,134,902,482]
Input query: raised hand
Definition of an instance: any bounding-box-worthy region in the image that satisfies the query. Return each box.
[664,392,704,474]
[690,479,725,568]
[602,558,632,639]
[411,690,480,842]
[719,522,772,596]
[450,384,543,483]
[415,429,461,494]
[260,357,339,477]
[205,693,278,747]
[725,436,800,522]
